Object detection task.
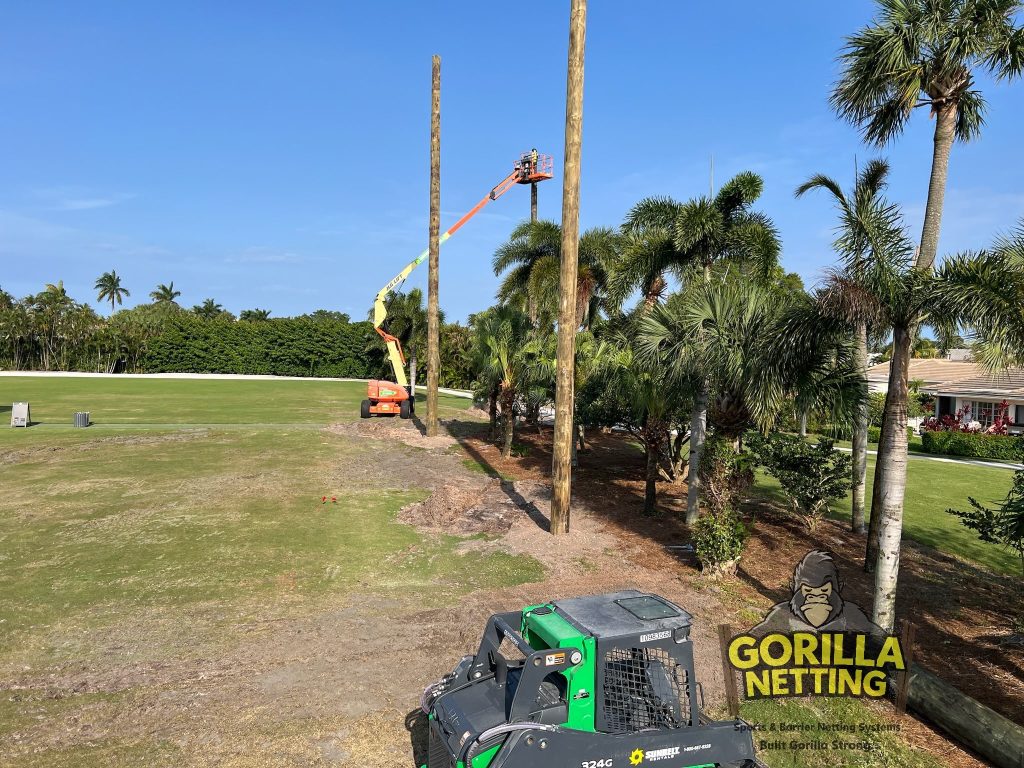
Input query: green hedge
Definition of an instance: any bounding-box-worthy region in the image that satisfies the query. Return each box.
[921,430,1024,461]
[141,315,382,377]
[828,425,914,443]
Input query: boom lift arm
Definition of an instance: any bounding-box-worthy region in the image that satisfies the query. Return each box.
[372,167,525,387]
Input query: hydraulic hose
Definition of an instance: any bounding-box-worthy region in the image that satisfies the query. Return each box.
[461,722,561,764]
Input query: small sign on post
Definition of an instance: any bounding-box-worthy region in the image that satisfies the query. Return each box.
[10,402,30,427]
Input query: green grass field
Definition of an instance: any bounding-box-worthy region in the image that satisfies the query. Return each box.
[0,376,543,767]
[0,376,1003,768]
[752,452,1018,575]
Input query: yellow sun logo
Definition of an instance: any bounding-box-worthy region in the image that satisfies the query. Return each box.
[629,748,644,766]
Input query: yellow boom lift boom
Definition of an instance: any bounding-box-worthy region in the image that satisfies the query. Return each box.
[361,152,553,418]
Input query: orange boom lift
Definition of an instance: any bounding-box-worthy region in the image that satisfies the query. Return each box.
[362,152,553,418]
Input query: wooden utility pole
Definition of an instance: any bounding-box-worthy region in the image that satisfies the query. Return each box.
[550,0,587,535]
[425,55,441,436]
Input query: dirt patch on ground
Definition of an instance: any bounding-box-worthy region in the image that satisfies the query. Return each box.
[0,429,209,465]
[327,418,458,451]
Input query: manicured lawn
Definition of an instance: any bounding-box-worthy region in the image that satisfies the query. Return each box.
[0,375,470,428]
[0,377,540,766]
[752,452,1019,575]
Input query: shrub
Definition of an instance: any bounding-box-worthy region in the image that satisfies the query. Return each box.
[141,314,381,377]
[921,430,1024,461]
[692,508,748,576]
[699,435,754,515]
[750,433,852,530]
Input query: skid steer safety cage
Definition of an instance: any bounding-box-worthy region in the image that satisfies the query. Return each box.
[600,647,690,733]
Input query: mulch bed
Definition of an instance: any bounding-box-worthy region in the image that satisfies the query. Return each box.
[456,421,1024,726]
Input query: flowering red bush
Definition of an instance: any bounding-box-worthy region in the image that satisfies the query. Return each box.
[922,400,1014,435]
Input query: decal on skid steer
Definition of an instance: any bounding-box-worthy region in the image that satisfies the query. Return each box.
[639,630,671,643]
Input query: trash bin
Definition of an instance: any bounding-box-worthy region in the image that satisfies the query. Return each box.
[73,411,90,428]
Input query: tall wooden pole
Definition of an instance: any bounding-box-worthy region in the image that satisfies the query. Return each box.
[550,0,587,536]
[426,55,441,437]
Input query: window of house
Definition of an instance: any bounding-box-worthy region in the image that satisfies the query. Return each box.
[970,401,1003,427]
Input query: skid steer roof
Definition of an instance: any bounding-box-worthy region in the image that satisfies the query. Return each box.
[552,590,692,641]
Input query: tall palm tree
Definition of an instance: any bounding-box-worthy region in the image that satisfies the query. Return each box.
[625,172,780,524]
[828,215,1024,631]
[832,0,1024,271]
[150,282,181,305]
[796,159,896,534]
[493,220,619,330]
[94,271,129,312]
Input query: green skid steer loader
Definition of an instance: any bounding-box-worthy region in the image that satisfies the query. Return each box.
[420,590,764,768]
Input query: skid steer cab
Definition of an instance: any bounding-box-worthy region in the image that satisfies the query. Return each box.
[420,591,762,768]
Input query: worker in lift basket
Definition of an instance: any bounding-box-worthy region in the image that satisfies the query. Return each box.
[529,147,538,174]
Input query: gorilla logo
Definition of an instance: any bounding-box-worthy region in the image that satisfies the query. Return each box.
[750,550,879,635]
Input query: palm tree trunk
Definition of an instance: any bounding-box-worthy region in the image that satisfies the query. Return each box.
[409,353,417,398]
[798,410,807,438]
[917,102,957,271]
[550,0,587,536]
[501,387,516,458]
[869,324,912,633]
[425,55,442,436]
[686,382,708,525]
[644,442,659,515]
[488,384,499,440]
[851,321,868,534]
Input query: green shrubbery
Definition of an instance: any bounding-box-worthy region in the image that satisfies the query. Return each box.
[692,436,752,574]
[141,314,381,377]
[921,430,1024,461]
[692,509,748,576]
[750,433,852,530]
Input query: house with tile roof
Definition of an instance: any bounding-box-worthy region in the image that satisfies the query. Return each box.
[866,359,1024,434]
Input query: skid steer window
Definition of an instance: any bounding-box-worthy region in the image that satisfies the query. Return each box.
[615,596,680,621]
[602,647,689,732]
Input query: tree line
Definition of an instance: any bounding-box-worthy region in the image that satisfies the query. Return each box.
[0,279,476,383]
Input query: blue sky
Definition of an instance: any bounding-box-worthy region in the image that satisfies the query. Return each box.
[1,1,1022,322]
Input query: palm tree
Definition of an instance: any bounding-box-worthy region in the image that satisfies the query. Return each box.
[239,308,271,322]
[193,298,226,320]
[493,220,619,330]
[638,280,862,501]
[94,271,129,312]
[472,305,532,457]
[594,326,688,514]
[150,282,181,305]
[827,214,1024,631]
[796,159,896,534]
[625,172,780,524]
[832,0,1024,272]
